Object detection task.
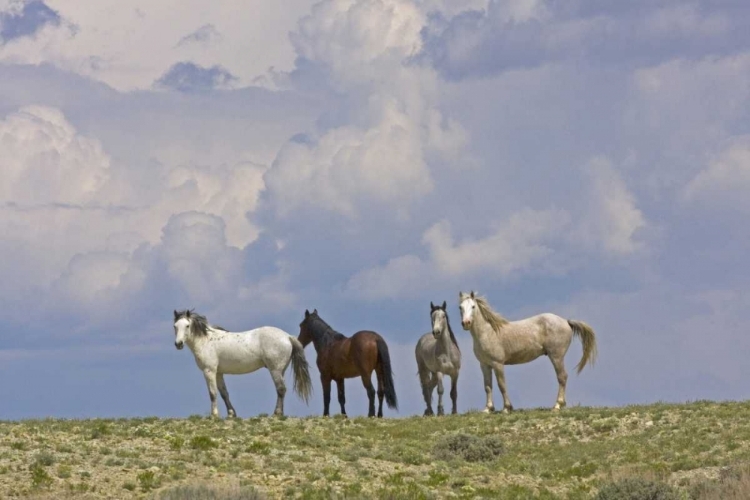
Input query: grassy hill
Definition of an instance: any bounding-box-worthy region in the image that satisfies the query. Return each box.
[2,400,750,499]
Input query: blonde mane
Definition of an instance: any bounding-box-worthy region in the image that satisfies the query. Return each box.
[461,292,509,333]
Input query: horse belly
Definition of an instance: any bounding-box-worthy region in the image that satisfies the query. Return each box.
[217,349,264,375]
[505,347,545,365]
[334,364,360,379]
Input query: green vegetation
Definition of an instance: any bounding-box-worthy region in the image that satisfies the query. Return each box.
[0,400,748,498]
[432,433,504,463]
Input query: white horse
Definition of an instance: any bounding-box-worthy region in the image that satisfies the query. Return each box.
[173,309,312,418]
[415,301,461,416]
[458,291,597,413]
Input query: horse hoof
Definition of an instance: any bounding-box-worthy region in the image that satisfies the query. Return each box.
[437,406,445,416]
[501,406,513,414]
[482,407,494,414]
[423,409,434,417]
[451,409,458,415]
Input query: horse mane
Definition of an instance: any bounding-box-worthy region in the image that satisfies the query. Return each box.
[306,313,346,346]
[444,309,460,352]
[460,292,509,333]
[175,309,227,336]
[434,306,460,352]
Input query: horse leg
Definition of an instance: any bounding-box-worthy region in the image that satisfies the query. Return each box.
[493,364,513,413]
[359,372,377,418]
[216,373,236,418]
[321,375,332,417]
[418,362,435,416]
[450,372,459,415]
[269,369,287,417]
[550,355,568,411]
[436,372,445,416]
[480,364,495,413]
[376,367,385,418]
[335,379,347,417]
[202,369,220,418]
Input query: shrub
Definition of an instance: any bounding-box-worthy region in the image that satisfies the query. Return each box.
[432,433,504,463]
[89,421,111,440]
[595,478,681,500]
[137,470,160,492]
[169,436,185,451]
[34,451,56,467]
[158,484,264,500]
[30,464,54,489]
[190,435,218,451]
[690,464,750,500]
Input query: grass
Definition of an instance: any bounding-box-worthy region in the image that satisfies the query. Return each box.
[0,400,749,498]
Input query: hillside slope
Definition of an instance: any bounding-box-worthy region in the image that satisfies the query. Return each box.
[2,400,750,499]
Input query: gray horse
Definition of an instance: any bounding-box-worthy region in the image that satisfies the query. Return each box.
[458,291,597,413]
[416,301,461,416]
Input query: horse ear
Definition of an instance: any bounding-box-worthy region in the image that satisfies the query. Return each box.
[430,301,435,310]
[313,309,317,314]
[305,309,310,318]
[173,310,178,319]
[470,291,475,299]
[442,301,447,310]
[186,310,191,318]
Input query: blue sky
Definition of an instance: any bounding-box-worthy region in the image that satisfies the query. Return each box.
[1,0,749,419]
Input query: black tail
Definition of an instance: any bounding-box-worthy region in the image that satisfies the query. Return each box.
[376,338,398,410]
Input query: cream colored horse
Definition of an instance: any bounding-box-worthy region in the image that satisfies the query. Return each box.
[458,291,597,413]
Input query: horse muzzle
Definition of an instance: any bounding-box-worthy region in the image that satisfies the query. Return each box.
[461,321,471,330]
[432,329,441,338]
[175,341,184,350]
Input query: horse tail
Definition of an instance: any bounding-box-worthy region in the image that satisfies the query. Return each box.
[376,338,398,410]
[568,320,598,374]
[289,337,313,404]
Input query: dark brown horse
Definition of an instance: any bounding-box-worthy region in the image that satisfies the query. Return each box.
[298,309,398,417]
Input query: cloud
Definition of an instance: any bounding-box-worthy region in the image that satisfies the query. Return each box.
[577,157,646,255]
[264,0,467,218]
[0,105,110,205]
[419,1,750,80]
[0,103,270,314]
[0,0,60,43]
[155,61,236,92]
[265,100,434,217]
[176,23,222,47]
[347,208,570,300]
[158,211,244,303]
[684,136,750,212]
[347,155,645,301]
[0,0,316,91]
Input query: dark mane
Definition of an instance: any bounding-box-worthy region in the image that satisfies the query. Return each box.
[432,304,460,352]
[444,309,460,352]
[174,309,227,336]
[305,313,347,347]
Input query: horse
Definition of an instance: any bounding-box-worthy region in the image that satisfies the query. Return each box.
[298,309,398,418]
[415,301,462,416]
[173,309,312,418]
[458,291,597,413]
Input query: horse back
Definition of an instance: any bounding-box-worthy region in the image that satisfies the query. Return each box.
[502,313,570,364]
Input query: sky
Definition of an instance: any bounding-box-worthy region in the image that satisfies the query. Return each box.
[1,0,749,420]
